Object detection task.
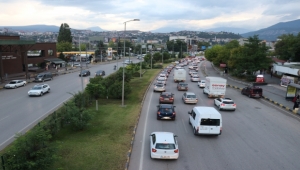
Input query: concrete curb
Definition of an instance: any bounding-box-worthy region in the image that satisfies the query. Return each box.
[125,69,162,170]
[205,62,300,116]
[227,84,300,115]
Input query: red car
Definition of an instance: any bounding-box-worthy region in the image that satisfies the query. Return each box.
[159,92,174,104]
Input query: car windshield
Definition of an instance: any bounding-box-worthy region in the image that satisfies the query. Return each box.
[200,119,220,126]
[180,84,187,87]
[9,81,17,84]
[253,89,262,93]
[161,94,172,98]
[155,143,175,149]
[156,84,164,87]
[187,95,196,98]
[223,101,234,104]
[37,75,43,77]
[160,107,173,113]
[201,80,205,83]
[32,86,42,90]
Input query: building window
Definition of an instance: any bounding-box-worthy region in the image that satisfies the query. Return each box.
[27,50,44,58]
[48,50,54,56]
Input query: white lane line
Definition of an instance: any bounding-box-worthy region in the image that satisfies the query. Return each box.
[181,118,188,133]
[0,96,71,148]
[139,91,154,170]
[0,115,9,122]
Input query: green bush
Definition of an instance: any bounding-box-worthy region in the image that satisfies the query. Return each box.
[4,125,57,170]
[246,75,256,81]
[132,71,142,77]
[63,102,93,131]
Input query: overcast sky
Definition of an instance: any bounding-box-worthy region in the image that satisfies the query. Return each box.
[1,0,300,32]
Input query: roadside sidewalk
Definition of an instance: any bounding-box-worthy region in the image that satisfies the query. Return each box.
[0,58,123,89]
[206,62,300,115]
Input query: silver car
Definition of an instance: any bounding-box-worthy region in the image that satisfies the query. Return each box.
[182,92,198,104]
[214,98,236,111]
[198,80,206,88]
[154,83,166,92]
[191,75,200,82]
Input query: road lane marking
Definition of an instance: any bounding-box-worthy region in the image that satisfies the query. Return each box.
[0,96,71,149]
[181,118,188,133]
[0,115,9,122]
[139,91,154,170]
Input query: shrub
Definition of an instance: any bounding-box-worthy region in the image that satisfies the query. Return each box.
[4,125,57,170]
[153,64,163,69]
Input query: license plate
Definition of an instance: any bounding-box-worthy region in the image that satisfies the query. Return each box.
[164,98,169,100]
[181,87,185,89]
[162,117,171,119]
[161,156,170,158]
[255,94,259,97]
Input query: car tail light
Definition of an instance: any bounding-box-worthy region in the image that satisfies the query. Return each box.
[233,104,236,107]
[157,111,160,115]
[152,148,157,152]
[170,97,174,100]
[160,97,163,100]
[196,98,198,100]
[221,104,225,106]
[174,149,179,153]
[196,126,199,132]
[173,112,176,115]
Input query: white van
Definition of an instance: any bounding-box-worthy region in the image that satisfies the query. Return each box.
[188,106,222,136]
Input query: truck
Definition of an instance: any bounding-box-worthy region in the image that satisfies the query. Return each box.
[203,77,227,98]
[173,69,186,82]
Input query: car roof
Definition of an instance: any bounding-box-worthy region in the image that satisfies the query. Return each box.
[186,92,196,95]
[152,132,175,143]
[219,98,233,101]
[178,82,188,85]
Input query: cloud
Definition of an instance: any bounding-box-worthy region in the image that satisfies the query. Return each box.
[0,0,299,32]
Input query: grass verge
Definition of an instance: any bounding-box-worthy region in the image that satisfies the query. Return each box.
[49,69,161,170]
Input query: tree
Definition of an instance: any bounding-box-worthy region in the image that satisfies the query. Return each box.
[57,23,72,43]
[275,33,300,61]
[56,41,72,52]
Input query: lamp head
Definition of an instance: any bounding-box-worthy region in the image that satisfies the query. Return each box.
[133,19,140,21]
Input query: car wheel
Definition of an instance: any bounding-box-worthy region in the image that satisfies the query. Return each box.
[189,118,191,125]
[48,88,50,93]
[241,91,243,95]
[248,94,251,98]
[23,83,26,86]
[193,128,197,136]
[203,90,205,94]
[219,106,222,110]
[232,109,236,112]
[14,86,17,89]
[40,92,43,96]
[43,79,45,82]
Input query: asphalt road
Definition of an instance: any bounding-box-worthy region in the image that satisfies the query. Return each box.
[129,60,300,170]
[0,58,140,150]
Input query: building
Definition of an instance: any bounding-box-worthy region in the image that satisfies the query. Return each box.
[0,35,58,81]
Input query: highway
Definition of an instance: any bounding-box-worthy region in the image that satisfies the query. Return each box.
[129,60,300,170]
[0,58,137,150]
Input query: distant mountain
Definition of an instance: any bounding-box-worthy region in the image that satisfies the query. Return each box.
[86,26,105,32]
[0,25,60,32]
[151,26,189,33]
[202,27,253,34]
[241,19,300,41]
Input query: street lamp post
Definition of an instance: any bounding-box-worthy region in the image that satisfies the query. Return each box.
[79,36,84,92]
[122,19,140,107]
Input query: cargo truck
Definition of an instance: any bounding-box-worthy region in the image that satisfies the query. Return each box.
[173,69,186,82]
[203,77,227,98]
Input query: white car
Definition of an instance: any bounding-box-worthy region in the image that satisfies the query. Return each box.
[150,132,179,159]
[5,80,27,89]
[123,60,133,64]
[182,92,198,104]
[191,75,200,82]
[157,77,166,85]
[73,63,81,67]
[28,84,50,96]
[190,72,198,77]
[214,98,236,111]
[198,80,206,88]
[158,74,167,80]
[153,83,166,92]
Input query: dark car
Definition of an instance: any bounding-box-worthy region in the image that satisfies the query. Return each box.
[95,70,106,76]
[177,82,188,91]
[159,92,174,104]
[79,70,91,77]
[241,86,263,98]
[157,104,176,120]
[34,72,53,82]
